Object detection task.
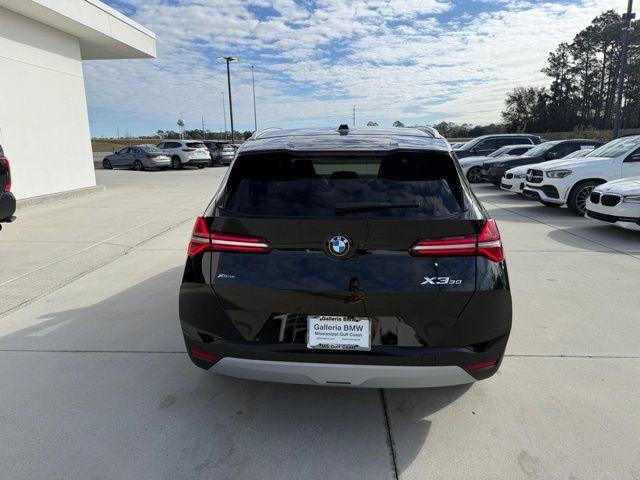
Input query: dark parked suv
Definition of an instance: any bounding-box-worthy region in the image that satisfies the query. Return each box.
[179,126,512,388]
[0,144,16,230]
[454,134,542,159]
[481,139,604,185]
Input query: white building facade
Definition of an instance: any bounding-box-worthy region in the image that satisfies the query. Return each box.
[0,0,155,200]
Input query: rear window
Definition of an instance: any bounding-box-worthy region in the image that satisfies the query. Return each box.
[140,146,162,153]
[221,152,463,218]
[186,142,206,148]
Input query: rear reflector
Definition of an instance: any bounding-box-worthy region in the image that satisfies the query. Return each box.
[410,219,504,262]
[190,348,220,363]
[188,217,271,256]
[465,360,497,372]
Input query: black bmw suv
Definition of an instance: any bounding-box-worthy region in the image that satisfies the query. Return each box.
[179,126,512,388]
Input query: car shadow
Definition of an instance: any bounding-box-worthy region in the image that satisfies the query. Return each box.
[546,223,640,252]
[382,383,473,473]
[1,266,473,478]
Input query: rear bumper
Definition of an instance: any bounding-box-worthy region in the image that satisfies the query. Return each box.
[210,357,476,388]
[0,192,16,221]
[182,334,507,386]
[145,158,170,168]
[183,158,210,167]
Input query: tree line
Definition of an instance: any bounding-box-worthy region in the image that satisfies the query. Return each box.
[155,129,254,141]
[502,10,639,133]
[382,10,638,138]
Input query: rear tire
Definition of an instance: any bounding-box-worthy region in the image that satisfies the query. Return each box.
[466,166,482,183]
[197,164,205,169]
[133,160,144,171]
[171,156,182,170]
[541,201,560,207]
[103,159,112,169]
[568,180,600,216]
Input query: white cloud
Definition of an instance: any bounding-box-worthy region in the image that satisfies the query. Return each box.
[86,0,630,135]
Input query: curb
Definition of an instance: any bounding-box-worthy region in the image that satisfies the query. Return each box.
[17,185,106,209]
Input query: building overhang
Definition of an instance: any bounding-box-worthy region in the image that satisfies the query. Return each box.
[0,0,156,59]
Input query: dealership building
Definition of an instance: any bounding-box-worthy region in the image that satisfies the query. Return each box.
[0,0,155,200]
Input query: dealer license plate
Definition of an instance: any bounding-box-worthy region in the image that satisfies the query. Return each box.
[307,316,371,351]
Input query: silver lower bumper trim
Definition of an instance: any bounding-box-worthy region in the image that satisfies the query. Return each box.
[211,357,476,388]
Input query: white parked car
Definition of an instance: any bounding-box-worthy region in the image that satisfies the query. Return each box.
[459,144,534,183]
[500,164,534,194]
[585,177,640,231]
[156,140,210,169]
[501,149,593,195]
[523,135,640,215]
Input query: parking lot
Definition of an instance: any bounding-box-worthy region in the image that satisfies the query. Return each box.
[1,168,639,480]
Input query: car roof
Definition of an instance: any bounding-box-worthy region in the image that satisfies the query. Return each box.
[474,134,539,139]
[241,127,450,153]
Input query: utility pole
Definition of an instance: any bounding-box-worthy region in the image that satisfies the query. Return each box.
[201,116,206,140]
[614,0,635,138]
[117,127,119,139]
[251,65,257,132]
[217,56,238,144]
[353,105,356,127]
[221,91,227,140]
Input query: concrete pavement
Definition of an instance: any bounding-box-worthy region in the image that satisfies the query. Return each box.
[1,171,639,479]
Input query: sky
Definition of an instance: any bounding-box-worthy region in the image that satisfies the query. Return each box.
[87,0,630,137]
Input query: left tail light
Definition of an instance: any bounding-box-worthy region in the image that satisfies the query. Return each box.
[188,217,271,256]
[0,157,11,192]
[410,219,504,262]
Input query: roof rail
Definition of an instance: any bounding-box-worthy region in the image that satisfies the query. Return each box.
[250,127,282,140]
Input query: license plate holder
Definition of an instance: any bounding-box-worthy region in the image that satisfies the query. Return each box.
[307,316,371,351]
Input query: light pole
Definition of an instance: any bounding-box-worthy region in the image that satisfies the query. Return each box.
[251,65,257,131]
[614,0,635,138]
[218,56,238,144]
[221,91,227,140]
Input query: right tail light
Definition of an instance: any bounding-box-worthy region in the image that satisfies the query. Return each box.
[410,219,504,262]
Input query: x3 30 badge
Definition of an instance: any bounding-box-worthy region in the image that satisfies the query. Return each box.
[421,276,462,285]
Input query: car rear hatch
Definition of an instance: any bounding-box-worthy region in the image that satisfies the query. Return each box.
[193,151,506,348]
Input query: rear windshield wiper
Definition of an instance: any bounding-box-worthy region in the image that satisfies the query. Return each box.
[335,202,421,214]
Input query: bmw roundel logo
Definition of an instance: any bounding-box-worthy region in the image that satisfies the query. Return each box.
[327,235,351,258]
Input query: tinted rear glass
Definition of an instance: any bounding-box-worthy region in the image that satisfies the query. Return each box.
[186,142,206,148]
[221,152,463,218]
[140,146,162,153]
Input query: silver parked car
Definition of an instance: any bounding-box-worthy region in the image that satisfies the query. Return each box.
[203,140,236,166]
[103,145,171,171]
